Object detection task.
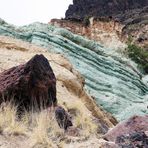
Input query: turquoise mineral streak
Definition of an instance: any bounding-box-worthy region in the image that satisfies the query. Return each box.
[0,19,148,121]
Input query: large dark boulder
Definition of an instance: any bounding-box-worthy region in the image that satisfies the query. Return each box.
[0,54,57,111]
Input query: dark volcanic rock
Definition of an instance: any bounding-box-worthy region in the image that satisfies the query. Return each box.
[0,54,57,111]
[65,0,148,21]
[55,106,73,130]
[104,115,148,142]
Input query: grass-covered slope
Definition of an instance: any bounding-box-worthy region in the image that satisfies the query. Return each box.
[0,19,148,121]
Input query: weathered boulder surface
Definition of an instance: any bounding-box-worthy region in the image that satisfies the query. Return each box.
[104,115,148,141]
[102,115,148,147]
[0,54,57,111]
[115,132,148,148]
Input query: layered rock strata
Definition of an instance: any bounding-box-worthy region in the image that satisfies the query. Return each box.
[50,18,125,50]
[0,20,148,120]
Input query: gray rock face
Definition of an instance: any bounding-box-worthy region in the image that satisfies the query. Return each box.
[121,6,148,49]
[0,20,148,121]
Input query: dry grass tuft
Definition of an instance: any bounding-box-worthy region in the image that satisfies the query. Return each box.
[29,111,62,147]
[0,102,27,135]
[0,101,99,147]
[63,100,98,137]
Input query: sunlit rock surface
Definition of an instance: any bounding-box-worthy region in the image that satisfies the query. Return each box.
[0,19,148,121]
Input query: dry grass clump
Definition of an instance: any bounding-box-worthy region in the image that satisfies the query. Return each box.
[0,102,61,147]
[0,101,99,147]
[0,102,27,135]
[29,111,63,148]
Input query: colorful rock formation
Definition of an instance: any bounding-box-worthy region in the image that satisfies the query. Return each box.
[0,19,148,121]
[0,35,116,129]
[0,36,118,147]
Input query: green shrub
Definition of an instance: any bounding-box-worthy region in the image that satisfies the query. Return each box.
[127,43,148,74]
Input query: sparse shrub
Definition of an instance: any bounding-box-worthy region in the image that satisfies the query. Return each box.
[126,39,148,74]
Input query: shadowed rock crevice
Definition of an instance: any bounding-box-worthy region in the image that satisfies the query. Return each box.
[0,54,57,111]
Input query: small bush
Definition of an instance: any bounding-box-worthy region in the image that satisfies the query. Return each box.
[127,42,148,74]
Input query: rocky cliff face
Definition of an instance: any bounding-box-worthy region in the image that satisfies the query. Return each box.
[50,19,126,50]
[65,0,148,49]
[65,0,148,21]
[121,6,148,49]
[0,19,148,121]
